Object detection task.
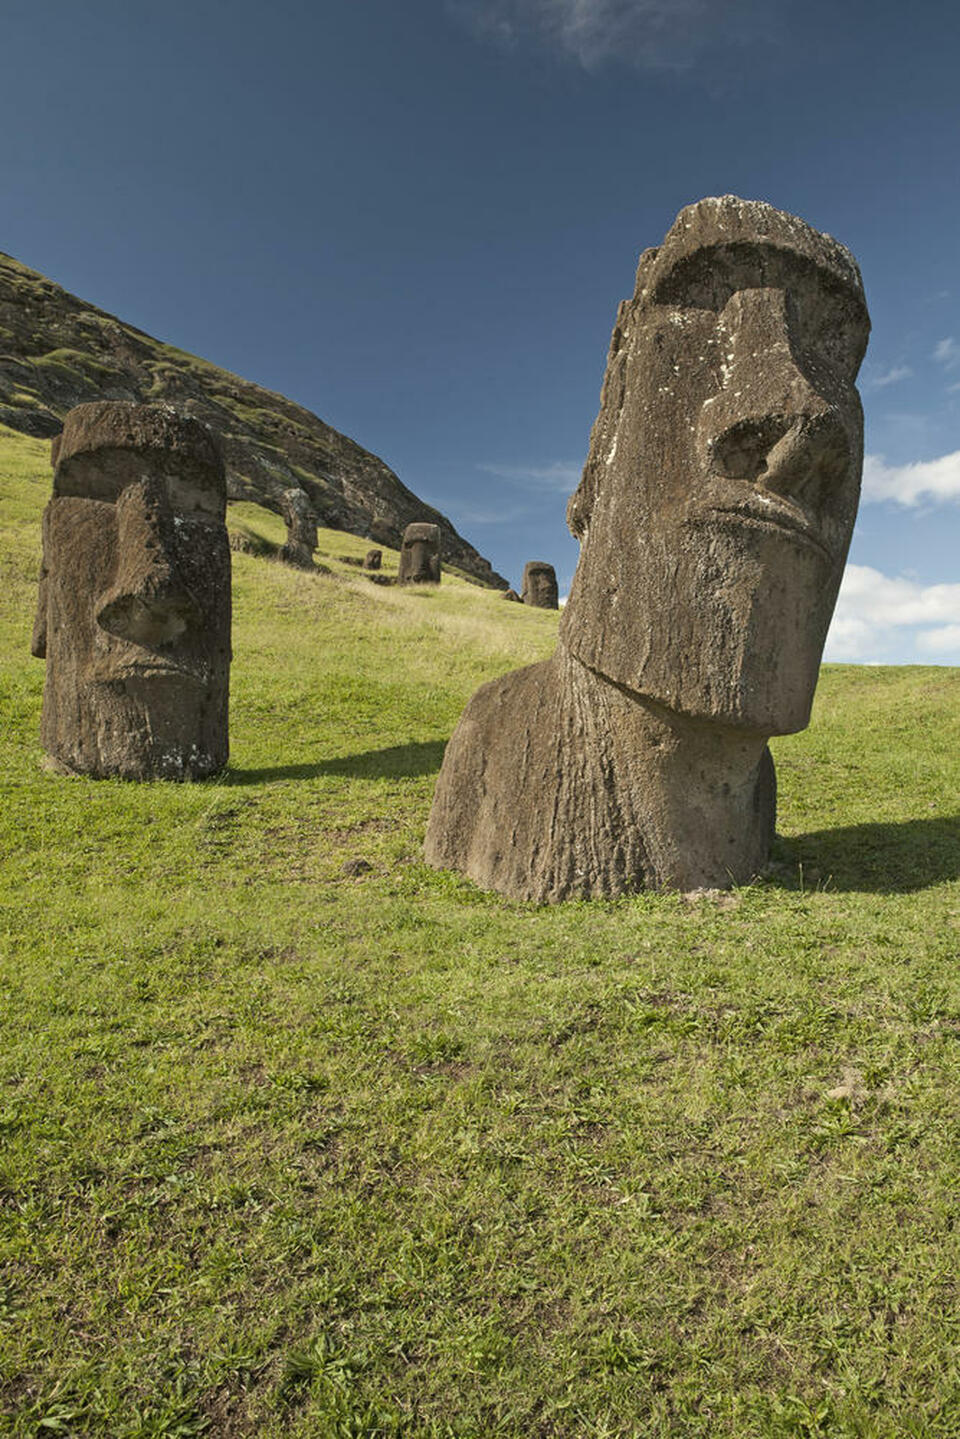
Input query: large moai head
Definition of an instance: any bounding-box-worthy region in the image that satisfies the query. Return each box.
[397,522,441,584]
[279,487,318,569]
[32,401,231,779]
[521,561,559,610]
[561,197,869,735]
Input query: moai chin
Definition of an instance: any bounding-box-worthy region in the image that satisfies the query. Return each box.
[426,197,869,900]
[279,487,318,569]
[398,523,441,584]
[32,401,231,780]
[521,561,559,610]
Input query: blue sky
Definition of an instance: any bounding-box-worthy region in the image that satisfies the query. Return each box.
[3,0,960,662]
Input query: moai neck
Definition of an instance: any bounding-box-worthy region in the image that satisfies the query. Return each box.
[558,646,775,892]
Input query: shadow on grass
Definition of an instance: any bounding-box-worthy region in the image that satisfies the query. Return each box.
[227,739,446,785]
[775,816,960,893]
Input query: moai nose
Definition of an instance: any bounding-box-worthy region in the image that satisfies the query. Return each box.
[96,476,200,644]
[701,288,850,501]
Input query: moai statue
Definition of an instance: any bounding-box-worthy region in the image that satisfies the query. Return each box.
[521,562,559,610]
[279,487,318,569]
[501,589,521,603]
[398,522,441,584]
[363,548,382,571]
[32,401,231,780]
[426,197,869,899]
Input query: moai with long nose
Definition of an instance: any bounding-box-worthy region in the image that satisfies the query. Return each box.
[32,401,231,780]
[397,523,441,584]
[521,561,559,610]
[426,197,869,900]
[279,487,318,569]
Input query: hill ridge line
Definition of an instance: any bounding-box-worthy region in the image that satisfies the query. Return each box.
[0,249,508,588]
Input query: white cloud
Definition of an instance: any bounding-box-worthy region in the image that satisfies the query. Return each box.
[477,460,582,491]
[449,0,779,70]
[863,364,912,390]
[824,564,960,664]
[933,337,960,368]
[862,451,960,506]
[917,624,960,654]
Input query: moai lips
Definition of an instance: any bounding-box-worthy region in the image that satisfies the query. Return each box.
[398,523,441,584]
[33,401,231,780]
[426,198,869,900]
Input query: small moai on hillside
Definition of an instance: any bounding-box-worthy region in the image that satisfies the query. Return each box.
[397,522,441,584]
[521,562,559,610]
[363,548,382,571]
[279,486,318,569]
[32,400,231,780]
[426,197,870,900]
[501,588,521,602]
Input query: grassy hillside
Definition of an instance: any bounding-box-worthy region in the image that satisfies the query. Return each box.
[1,422,959,1438]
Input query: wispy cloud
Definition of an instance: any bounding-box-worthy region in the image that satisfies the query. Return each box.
[824,565,960,664]
[862,451,960,506]
[932,336,960,368]
[456,502,535,526]
[863,364,912,390]
[477,460,582,491]
[448,0,780,71]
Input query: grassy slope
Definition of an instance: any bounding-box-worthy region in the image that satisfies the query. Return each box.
[1,423,959,1438]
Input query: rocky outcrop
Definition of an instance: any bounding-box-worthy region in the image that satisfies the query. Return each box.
[0,251,507,588]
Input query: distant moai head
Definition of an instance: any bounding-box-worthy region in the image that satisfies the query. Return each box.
[363,548,382,571]
[521,562,559,610]
[279,487,317,569]
[397,522,441,584]
[501,588,521,603]
[32,401,231,779]
[561,196,869,735]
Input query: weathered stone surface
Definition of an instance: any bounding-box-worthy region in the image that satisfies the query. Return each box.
[0,251,509,588]
[33,400,231,780]
[501,588,521,603]
[397,523,441,585]
[363,548,382,571]
[426,197,869,899]
[278,486,318,569]
[521,561,559,610]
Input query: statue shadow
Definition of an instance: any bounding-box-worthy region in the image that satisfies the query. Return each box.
[773,816,960,894]
[226,739,446,786]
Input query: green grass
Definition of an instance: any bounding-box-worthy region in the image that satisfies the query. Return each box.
[1,421,959,1437]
